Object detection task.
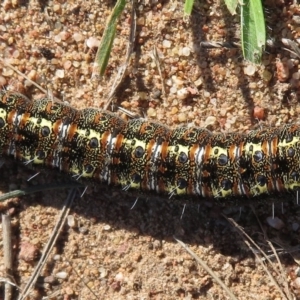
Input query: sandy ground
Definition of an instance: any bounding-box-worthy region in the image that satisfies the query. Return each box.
[0,0,300,299]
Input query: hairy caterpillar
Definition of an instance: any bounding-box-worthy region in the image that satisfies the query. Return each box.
[1,90,300,200]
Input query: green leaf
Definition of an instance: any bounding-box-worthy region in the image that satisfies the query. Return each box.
[240,0,266,63]
[224,0,238,15]
[184,0,195,15]
[95,0,126,76]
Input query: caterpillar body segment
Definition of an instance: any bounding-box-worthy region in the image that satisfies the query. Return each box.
[1,90,300,200]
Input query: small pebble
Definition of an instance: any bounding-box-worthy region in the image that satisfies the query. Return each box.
[162,39,171,48]
[53,4,62,13]
[262,70,272,82]
[72,61,80,68]
[243,65,256,76]
[152,89,161,99]
[170,107,178,115]
[55,271,68,280]
[44,275,56,284]
[53,254,61,261]
[63,60,72,70]
[181,46,191,56]
[293,15,300,24]
[99,267,108,278]
[79,226,89,234]
[67,215,77,228]
[65,286,74,295]
[86,37,100,48]
[194,77,203,87]
[147,107,156,117]
[19,242,39,262]
[54,34,62,43]
[177,88,189,100]
[73,32,83,42]
[253,106,265,120]
[55,69,65,78]
[103,224,111,231]
[266,216,285,230]
[204,116,217,127]
[27,69,37,81]
[276,59,289,82]
[115,272,124,282]
[178,112,187,123]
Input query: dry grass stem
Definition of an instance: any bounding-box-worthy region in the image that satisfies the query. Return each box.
[174,236,239,300]
[18,189,76,300]
[224,215,294,300]
[2,214,14,300]
[105,0,137,110]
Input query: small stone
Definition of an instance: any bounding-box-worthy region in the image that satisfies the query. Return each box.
[262,70,272,82]
[243,65,256,76]
[147,107,156,117]
[53,4,62,13]
[152,89,161,99]
[177,88,189,100]
[99,267,108,278]
[194,77,203,87]
[115,272,123,282]
[203,91,211,98]
[54,34,62,43]
[63,60,72,70]
[170,107,178,115]
[44,275,56,284]
[178,112,187,122]
[59,31,70,41]
[55,271,68,280]
[253,106,265,120]
[204,116,217,127]
[65,286,74,295]
[181,46,191,56]
[51,58,59,65]
[103,224,111,231]
[19,242,39,262]
[55,69,65,78]
[79,226,89,234]
[72,61,80,68]
[67,215,77,228]
[53,254,61,261]
[162,40,171,48]
[27,69,37,81]
[86,37,100,48]
[136,17,145,26]
[73,32,84,42]
[276,59,289,82]
[293,15,300,24]
[266,216,285,230]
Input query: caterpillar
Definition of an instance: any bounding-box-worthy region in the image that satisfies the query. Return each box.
[1,90,300,201]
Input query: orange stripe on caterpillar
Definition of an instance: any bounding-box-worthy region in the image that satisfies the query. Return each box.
[1,90,300,199]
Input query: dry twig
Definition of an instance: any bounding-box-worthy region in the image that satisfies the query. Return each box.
[104,0,137,110]
[2,214,14,300]
[18,189,77,300]
[224,215,294,300]
[174,236,238,300]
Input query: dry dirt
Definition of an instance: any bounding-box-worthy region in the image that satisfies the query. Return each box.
[0,0,300,299]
